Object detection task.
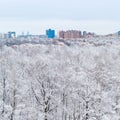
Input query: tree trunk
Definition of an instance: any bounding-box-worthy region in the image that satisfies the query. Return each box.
[2,77,6,115]
[10,88,16,120]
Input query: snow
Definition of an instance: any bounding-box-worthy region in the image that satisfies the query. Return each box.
[0,37,120,120]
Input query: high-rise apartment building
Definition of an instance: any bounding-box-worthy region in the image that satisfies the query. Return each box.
[46,29,55,38]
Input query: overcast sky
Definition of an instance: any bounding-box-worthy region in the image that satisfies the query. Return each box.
[0,0,120,35]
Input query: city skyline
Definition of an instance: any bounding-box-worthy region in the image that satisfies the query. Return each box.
[0,0,120,35]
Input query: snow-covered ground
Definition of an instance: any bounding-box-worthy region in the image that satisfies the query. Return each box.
[0,37,120,120]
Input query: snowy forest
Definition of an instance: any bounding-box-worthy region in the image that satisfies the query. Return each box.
[0,39,120,120]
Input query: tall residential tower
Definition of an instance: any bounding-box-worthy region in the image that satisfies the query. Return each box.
[46,29,55,38]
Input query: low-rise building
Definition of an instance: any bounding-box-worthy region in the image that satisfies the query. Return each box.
[59,30,82,39]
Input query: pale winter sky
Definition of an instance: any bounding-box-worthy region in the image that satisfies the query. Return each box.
[0,0,120,35]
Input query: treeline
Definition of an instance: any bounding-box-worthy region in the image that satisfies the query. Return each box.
[0,44,120,120]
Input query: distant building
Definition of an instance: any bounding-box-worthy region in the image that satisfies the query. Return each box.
[39,35,47,39]
[8,32,16,38]
[0,33,9,39]
[46,29,55,38]
[59,30,82,39]
[0,33,3,39]
[59,31,65,39]
[4,33,9,39]
[118,31,120,36]
[18,32,32,38]
[87,32,95,37]
[83,31,95,37]
[83,31,87,37]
